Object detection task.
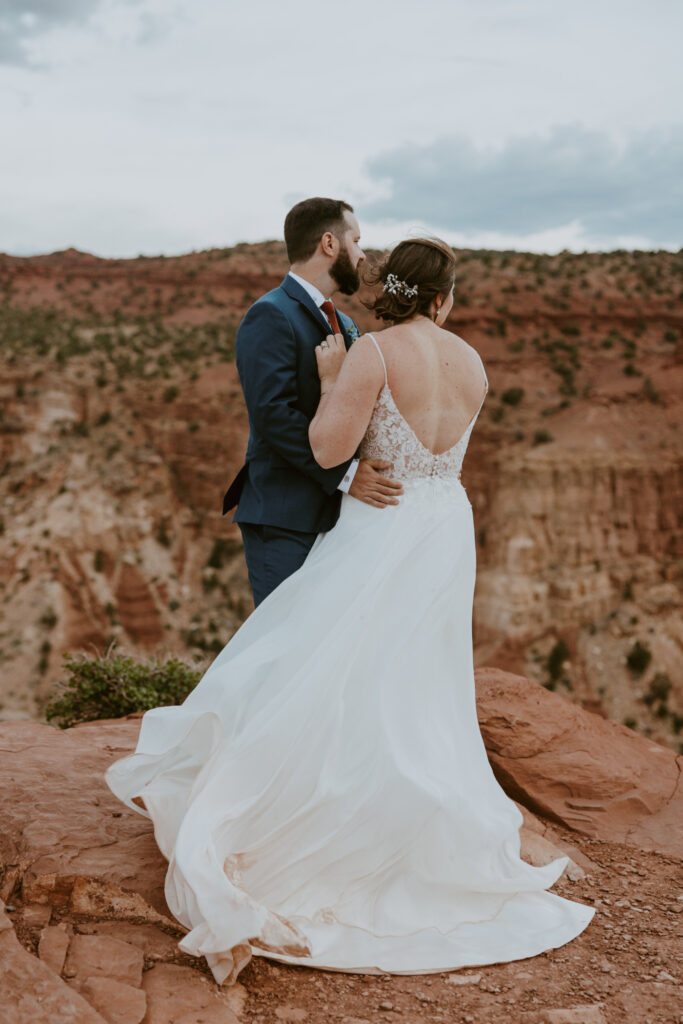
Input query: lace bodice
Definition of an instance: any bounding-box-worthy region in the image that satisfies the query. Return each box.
[358,334,489,483]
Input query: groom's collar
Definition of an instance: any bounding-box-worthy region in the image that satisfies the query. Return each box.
[281,272,334,334]
[286,270,327,308]
[281,272,352,348]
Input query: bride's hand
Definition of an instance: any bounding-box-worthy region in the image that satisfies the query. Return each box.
[315,334,346,391]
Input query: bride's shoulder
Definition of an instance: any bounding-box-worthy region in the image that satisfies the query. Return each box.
[358,324,402,347]
[440,325,466,344]
[352,329,389,352]
[441,327,478,358]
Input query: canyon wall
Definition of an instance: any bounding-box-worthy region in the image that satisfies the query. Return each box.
[0,244,680,749]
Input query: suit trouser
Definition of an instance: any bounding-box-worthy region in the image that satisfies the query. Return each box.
[238,523,319,607]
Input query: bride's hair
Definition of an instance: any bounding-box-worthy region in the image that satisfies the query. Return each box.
[364,237,456,324]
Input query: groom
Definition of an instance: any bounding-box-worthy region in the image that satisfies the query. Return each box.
[223,197,403,606]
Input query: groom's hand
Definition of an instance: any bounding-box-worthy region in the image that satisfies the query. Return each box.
[349,460,404,508]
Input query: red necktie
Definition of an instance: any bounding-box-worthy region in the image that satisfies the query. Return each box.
[320,300,341,334]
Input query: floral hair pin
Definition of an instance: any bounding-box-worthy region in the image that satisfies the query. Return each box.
[383,272,419,299]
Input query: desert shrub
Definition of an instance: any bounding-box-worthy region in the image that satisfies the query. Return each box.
[156,519,172,547]
[643,672,671,707]
[626,640,651,676]
[202,571,220,593]
[501,387,524,406]
[533,429,553,445]
[207,536,242,569]
[547,639,570,682]
[641,377,660,403]
[38,640,51,674]
[40,607,58,629]
[184,627,224,655]
[45,652,200,728]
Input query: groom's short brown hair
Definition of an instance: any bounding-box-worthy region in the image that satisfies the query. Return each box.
[284,197,354,263]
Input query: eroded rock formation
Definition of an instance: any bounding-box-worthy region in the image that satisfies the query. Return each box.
[0,245,681,751]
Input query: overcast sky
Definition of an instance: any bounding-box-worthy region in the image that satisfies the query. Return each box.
[1,0,682,256]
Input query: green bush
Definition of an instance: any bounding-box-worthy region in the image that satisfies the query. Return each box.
[626,640,651,676]
[643,672,671,707]
[501,387,525,406]
[533,428,554,445]
[207,536,242,569]
[45,652,200,728]
[547,639,570,682]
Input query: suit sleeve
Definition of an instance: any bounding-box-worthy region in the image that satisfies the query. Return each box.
[237,301,352,494]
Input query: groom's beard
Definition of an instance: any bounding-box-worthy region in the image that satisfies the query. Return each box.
[330,246,361,296]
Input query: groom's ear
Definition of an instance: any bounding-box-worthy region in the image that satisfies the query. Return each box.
[321,231,339,258]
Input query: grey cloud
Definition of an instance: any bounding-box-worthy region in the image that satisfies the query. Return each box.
[0,0,148,66]
[359,124,683,245]
[0,0,102,64]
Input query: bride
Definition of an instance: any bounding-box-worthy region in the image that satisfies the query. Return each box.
[105,237,595,986]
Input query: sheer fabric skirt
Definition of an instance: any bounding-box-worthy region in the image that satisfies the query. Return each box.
[105,477,595,983]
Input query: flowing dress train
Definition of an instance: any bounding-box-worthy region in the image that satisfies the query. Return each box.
[105,334,595,983]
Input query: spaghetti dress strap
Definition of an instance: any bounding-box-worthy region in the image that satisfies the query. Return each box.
[366,333,389,387]
[474,346,489,393]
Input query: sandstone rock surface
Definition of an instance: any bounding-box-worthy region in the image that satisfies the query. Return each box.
[476,667,683,857]
[0,668,681,1022]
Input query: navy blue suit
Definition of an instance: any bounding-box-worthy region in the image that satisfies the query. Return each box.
[223,274,357,605]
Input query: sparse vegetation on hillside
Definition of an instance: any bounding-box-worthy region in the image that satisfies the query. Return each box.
[0,243,680,753]
[0,307,238,376]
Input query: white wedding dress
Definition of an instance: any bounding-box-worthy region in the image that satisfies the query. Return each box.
[105,334,595,985]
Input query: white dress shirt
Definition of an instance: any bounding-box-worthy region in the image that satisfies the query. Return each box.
[287,271,359,493]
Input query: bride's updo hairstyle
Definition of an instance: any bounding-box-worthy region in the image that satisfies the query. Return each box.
[365,236,456,324]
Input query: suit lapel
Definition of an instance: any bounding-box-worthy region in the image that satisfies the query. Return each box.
[281,274,352,349]
[281,274,332,335]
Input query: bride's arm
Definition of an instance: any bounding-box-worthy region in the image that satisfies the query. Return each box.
[309,334,385,469]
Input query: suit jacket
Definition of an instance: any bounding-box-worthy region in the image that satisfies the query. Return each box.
[222,274,358,533]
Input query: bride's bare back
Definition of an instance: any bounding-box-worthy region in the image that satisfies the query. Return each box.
[368,321,487,456]
[309,318,487,473]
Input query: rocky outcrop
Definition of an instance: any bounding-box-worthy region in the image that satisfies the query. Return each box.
[0,668,680,1023]
[475,668,683,857]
